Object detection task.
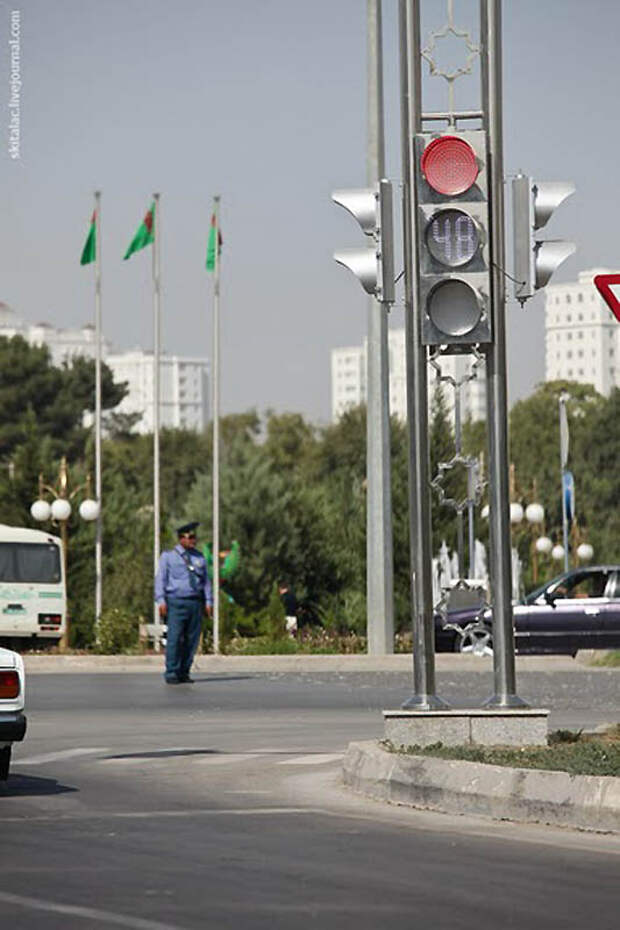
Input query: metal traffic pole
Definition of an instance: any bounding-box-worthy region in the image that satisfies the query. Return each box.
[398,0,448,710]
[480,0,526,707]
[366,0,394,655]
[559,391,570,573]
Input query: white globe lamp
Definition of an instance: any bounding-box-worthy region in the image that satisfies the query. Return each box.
[50,498,72,522]
[551,544,565,562]
[535,536,553,555]
[481,504,489,520]
[525,502,545,525]
[577,542,594,562]
[30,499,51,522]
[79,499,100,522]
[510,502,524,524]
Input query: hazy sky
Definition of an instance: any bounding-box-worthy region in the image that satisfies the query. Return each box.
[1,0,618,423]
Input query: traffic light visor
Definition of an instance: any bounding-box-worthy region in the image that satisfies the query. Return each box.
[421,136,479,196]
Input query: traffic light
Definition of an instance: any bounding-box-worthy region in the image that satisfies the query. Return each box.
[332,179,395,304]
[415,131,492,346]
[512,174,575,306]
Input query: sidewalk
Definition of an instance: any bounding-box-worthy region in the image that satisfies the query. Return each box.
[21,652,610,674]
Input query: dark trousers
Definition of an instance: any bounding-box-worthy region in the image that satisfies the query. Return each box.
[165,597,203,681]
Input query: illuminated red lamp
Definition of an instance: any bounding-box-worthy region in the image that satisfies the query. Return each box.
[421,136,479,196]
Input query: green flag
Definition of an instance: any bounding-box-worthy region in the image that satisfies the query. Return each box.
[206,212,222,271]
[124,202,155,260]
[80,211,96,266]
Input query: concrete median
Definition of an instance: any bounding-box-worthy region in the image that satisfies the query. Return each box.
[343,740,620,833]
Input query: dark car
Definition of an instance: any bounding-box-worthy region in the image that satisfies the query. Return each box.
[435,565,620,656]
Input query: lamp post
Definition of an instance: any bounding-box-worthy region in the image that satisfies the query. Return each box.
[30,456,100,649]
[483,467,550,591]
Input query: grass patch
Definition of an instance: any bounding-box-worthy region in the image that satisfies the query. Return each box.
[384,726,620,777]
[590,650,620,667]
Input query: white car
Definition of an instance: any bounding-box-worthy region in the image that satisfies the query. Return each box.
[0,647,26,780]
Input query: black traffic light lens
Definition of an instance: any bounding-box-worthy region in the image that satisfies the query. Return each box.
[427,279,482,337]
[426,209,479,267]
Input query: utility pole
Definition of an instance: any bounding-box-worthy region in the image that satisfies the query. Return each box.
[366,0,394,655]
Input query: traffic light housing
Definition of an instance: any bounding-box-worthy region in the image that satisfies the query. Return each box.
[512,174,575,306]
[332,179,395,304]
[415,130,492,347]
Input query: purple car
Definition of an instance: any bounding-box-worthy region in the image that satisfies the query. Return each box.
[435,565,620,656]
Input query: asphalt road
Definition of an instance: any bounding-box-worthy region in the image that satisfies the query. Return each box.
[1,667,619,930]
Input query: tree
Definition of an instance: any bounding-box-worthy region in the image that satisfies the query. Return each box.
[0,336,127,460]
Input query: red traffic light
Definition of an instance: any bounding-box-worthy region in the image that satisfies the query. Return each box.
[421,136,479,196]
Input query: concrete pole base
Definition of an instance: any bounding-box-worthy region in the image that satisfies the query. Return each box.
[384,707,549,747]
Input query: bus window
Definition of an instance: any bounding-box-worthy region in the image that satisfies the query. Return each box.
[0,543,61,583]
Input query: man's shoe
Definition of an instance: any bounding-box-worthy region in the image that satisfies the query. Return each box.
[179,675,194,683]
[165,676,181,684]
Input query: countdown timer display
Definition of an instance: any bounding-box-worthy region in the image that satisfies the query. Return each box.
[426,209,479,268]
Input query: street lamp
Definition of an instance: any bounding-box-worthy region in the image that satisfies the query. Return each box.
[577,542,594,562]
[551,544,565,563]
[30,456,99,649]
[506,467,549,586]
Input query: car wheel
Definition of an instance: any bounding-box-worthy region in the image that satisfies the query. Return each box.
[0,746,11,781]
[455,623,493,657]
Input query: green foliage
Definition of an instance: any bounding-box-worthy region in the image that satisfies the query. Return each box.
[0,335,126,460]
[96,607,140,654]
[1,357,618,653]
[385,732,620,777]
[258,582,287,640]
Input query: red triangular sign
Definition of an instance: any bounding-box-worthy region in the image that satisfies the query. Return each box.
[593,274,620,322]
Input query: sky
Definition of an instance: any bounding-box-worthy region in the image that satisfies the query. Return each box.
[1,0,618,424]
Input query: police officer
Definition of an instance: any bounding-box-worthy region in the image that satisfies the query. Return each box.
[155,522,213,684]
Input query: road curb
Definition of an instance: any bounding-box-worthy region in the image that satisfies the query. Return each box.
[343,740,620,833]
[20,653,610,674]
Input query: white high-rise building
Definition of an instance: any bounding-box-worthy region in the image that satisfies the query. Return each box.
[331,328,487,424]
[105,352,209,434]
[0,303,209,433]
[0,302,112,364]
[545,269,620,396]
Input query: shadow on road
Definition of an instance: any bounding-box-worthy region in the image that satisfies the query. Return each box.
[102,748,219,760]
[0,774,77,797]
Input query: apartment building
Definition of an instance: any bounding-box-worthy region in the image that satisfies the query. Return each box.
[331,328,486,424]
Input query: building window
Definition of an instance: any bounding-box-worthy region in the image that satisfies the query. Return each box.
[567,314,572,322]
[578,293,583,303]
[578,350,583,358]
[578,313,583,320]
[567,333,572,340]
[578,369,584,376]
[566,295,571,304]
[567,350,572,359]
[578,332,583,339]
[567,369,573,377]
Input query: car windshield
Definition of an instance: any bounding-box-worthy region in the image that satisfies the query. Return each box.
[0,543,61,583]
[523,573,566,605]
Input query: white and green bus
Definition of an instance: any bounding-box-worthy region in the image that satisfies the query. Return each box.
[0,525,66,645]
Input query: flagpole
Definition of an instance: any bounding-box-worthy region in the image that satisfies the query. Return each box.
[212,196,221,655]
[94,191,103,634]
[153,192,162,650]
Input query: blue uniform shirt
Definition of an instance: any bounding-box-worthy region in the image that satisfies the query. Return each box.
[155,544,213,606]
